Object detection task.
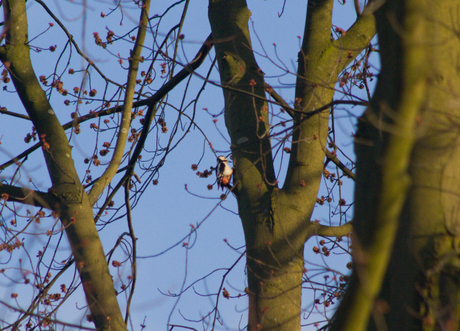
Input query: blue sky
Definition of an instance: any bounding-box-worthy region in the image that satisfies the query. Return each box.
[0,1,377,330]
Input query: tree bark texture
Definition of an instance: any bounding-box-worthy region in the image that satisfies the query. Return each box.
[209,1,375,330]
[332,0,460,330]
[0,1,126,330]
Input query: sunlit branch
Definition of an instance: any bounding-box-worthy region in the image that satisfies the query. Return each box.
[3,1,129,327]
[89,0,151,203]
[313,221,353,238]
[328,2,377,73]
[169,0,190,78]
[336,1,424,329]
[324,149,356,181]
[283,0,376,196]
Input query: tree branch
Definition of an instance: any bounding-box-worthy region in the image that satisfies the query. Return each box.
[283,0,375,209]
[0,182,59,209]
[89,0,151,202]
[36,0,124,89]
[265,83,295,118]
[2,1,127,328]
[283,0,336,205]
[89,33,213,206]
[313,221,353,237]
[332,0,427,329]
[0,34,214,194]
[324,149,356,181]
[321,4,377,75]
[0,107,31,120]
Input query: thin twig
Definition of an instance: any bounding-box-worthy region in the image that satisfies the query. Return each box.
[0,108,30,120]
[124,181,137,324]
[36,0,123,89]
[265,83,295,118]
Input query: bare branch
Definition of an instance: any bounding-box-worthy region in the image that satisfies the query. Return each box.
[265,83,295,118]
[313,221,353,237]
[89,33,213,206]
[124,182,137,324]
[0,182,59,209]
[0,107,30,120]
[0,299,97,331]
[89,0,151,202]
[36,0,124,89]
[0,143,40,171]
[324,149,356,181]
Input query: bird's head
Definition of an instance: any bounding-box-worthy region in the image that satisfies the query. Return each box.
[217,156,229,163]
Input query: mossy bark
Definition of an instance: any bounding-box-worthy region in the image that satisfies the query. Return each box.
[1,1,126,330]
[332,0,460,330]
[209,1,375,330]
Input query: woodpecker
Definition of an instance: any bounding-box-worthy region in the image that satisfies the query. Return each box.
[216,156,233,190]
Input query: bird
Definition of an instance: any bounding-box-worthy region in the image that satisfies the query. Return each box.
[216,156,233,191]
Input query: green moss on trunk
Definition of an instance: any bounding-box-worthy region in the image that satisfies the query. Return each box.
[2,1,126,330]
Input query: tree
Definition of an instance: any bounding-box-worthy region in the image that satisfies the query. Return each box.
[208,1,374,330]
[9,0,455,330]
[332,0,460,330]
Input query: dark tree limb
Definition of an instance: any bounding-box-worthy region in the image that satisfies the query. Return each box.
[0,182,59,209]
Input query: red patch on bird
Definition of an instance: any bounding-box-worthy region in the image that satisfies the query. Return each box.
[221,176,231,185]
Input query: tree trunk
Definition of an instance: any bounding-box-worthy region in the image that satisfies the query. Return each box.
[332,0,460,330]
[1,1,126,330]
[209,1,375,330]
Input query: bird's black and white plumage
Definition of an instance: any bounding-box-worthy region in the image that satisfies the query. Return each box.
[216,156,233,190]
